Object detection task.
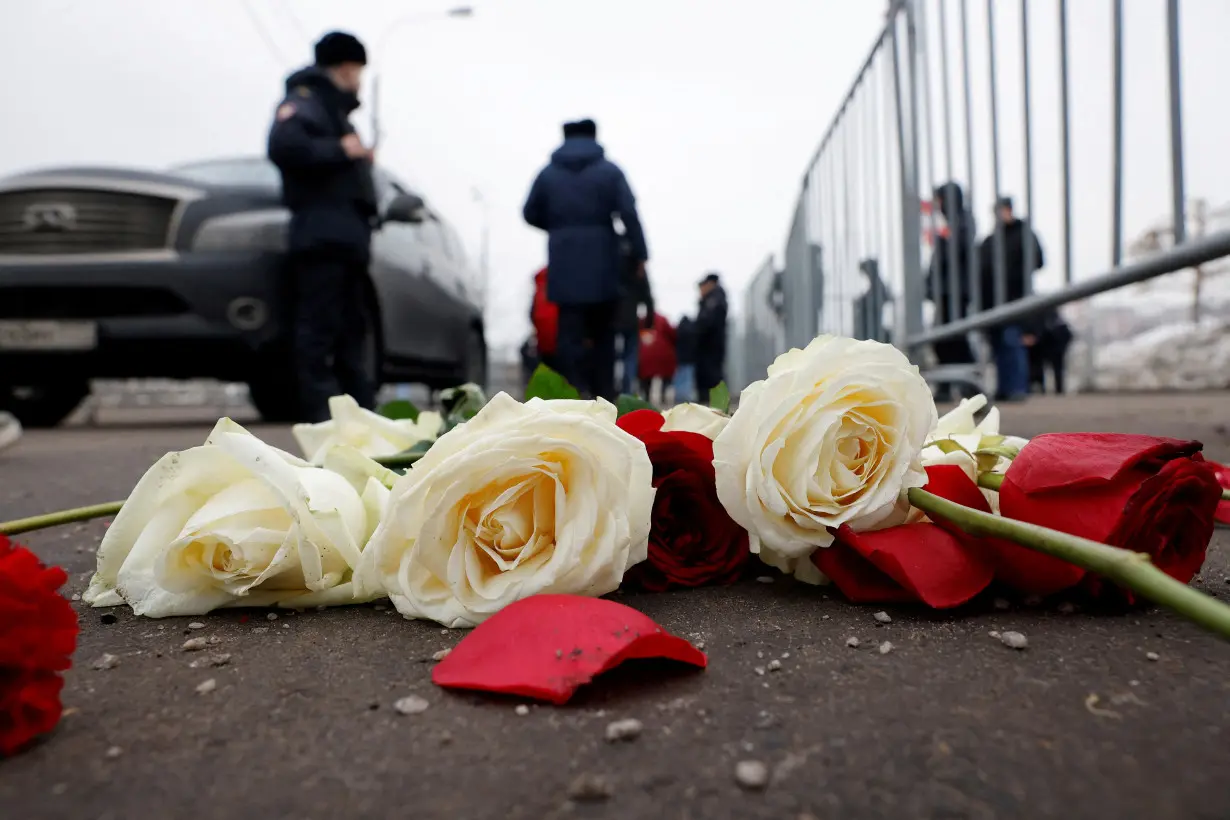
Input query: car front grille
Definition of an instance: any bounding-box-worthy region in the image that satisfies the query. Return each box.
[0,188,178,255]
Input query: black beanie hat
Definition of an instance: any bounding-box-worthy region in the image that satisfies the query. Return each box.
[315,31,367,67]
[562,118,597,139]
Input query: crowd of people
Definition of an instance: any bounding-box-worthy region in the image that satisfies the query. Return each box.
[927,183,1074,401]
[521,119,727,404]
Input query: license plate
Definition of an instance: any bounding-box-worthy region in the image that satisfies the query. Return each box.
[0,320,98,351]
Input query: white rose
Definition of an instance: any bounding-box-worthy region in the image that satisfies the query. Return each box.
[923,393,1030,480]
[293,394,443,465]
[84,419,393,618]
[356,392,655,628]
[713,335,937,582]
[660,402,731,440]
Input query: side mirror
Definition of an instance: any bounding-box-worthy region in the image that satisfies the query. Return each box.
[385,193,427,224]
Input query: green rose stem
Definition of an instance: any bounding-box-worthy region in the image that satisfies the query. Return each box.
[0,451,428,536]
[907,486,1230,641]
[0,501,126,537]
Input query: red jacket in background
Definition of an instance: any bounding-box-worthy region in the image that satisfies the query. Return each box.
[638,313,677,381]
[531,267,559,355]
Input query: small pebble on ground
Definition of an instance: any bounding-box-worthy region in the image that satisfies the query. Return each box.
[1146,651,1160,661]
[767,659,783,672]
[989,630,1001,639]
[604,718,643,742]
[195,678,217,695]
[874,611,892,624]
[754,666,766,676]
[92,653,120,671]
[515,704,530,716]
[756,576,774,584]
[393,695,430,715]
[432,649,451,661]
[187,622,206,630]
[846,637,861,648]
[267,613,278,621]
[105,746,123,759]
[879,641,894,655]
[735,760,770,790]
[568,774,613,802]
[182,638,209,652]
[999,631,1028,650]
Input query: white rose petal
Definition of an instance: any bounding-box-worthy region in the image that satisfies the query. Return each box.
[712,336,937,582]
[83,419,389,617]
[293,394,443,465]
[660,403,731,440]
[357,393,655,628]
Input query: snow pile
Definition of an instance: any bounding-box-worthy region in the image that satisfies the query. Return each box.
[1073,318,1230,391]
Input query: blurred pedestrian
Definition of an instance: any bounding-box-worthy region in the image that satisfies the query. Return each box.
[267,31,378,422]
[637,312,677,405]
[529,266,560,373]
[616,239,655,395]
[673,315,698,404]
[1025,308,1074,394]
[0,411,22,453]
[520,335,539,388]
[927,182,977,371]
[695,272,728,400]
[979,196,1043,402]
[523,119,649,400]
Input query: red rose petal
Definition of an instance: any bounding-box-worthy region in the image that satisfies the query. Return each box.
[615,408,666,438]
[819,523,995,608]
[1005,433,1201,493]
[1212,461,1230,526]
[432,595,707,704]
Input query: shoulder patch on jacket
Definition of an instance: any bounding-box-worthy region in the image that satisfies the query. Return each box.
[275,102,297,122]
[294,86,312,98]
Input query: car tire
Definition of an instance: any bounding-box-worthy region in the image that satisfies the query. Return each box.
[0,381,91,428]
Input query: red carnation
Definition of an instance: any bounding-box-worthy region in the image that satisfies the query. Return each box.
[996,433,1222,600]
[616,410,750,591]
[0,535,79,756]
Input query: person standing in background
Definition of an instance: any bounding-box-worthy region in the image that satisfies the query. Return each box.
[267,31,378,422]
[927,182,977,371]
[979,196,1042,402]
[522,119,649,400]
[694,272,728,400]
[529,266,560,373]
[637,311,676,405]
[1025,307,1074,394]
[615,238,655,395]
[673,315,698,404]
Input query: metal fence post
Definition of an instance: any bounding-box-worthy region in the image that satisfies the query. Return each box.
[891,1,925,352]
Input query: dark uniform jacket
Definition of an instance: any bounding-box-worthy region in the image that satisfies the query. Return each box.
[523,137,648,306]
[267,66,378,257]
[978,218,1044,311]
[696,285,728,367]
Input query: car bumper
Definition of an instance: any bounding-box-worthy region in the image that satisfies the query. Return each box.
[0,251,290,382]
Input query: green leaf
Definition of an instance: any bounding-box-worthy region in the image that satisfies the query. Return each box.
[615,394,654,417]
[375,438,434,470]
[376,399,420,421]
[708,382,731,414]
[923,438,972,457]
[524,364,580,401]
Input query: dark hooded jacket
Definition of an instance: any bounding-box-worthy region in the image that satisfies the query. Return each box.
[267,66,378,255]
[927,182,977,323]
[978,217,1044,311]
[522,137,648,305]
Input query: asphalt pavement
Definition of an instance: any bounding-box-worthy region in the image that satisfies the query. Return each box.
[2,392,1229,820]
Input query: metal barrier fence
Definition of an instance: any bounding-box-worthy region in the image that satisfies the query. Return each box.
[730,0,1230,395]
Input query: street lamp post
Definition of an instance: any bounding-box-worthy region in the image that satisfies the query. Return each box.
[370,5,473,149]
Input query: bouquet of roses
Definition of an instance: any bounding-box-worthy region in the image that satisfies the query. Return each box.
[3,334,1229,752]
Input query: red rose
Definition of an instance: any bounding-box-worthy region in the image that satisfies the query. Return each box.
[616,410,750,591]
[1212,461,1230,526]
[996,433,1222,600]
[0,535,79,757]
[813,464,995,608]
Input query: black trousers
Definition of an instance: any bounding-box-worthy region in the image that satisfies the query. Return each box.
[556,301,617,401]
[292,250,376,423]
[696,356,725,400]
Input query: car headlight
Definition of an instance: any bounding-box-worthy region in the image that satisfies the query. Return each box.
[191,209,289,252]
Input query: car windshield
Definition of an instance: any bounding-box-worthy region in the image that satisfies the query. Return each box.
[171,158,281,188]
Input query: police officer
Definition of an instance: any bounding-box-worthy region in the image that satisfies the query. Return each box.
[267,31,379,423]
[695,272,728,399]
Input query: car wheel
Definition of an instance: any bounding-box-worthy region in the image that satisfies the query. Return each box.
[0,381,91,428]
[464,326,487,390]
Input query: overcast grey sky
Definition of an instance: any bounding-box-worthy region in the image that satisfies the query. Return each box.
[1,0,885,352]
